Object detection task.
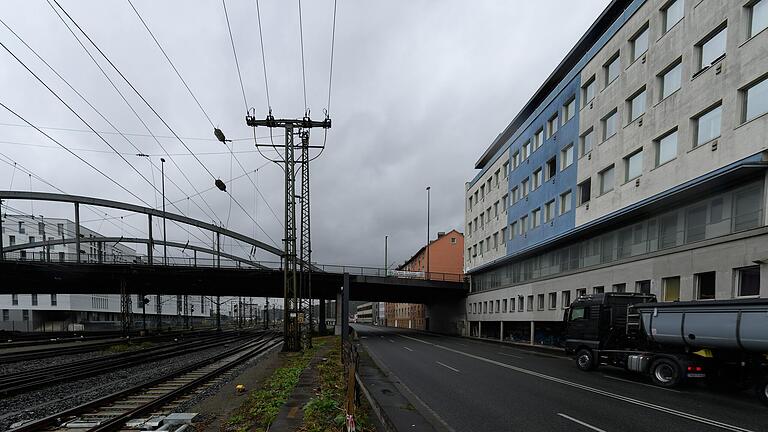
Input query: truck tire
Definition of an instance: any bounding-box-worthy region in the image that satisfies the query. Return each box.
[650,358,683,388]
[757,376,768,407]
[575,348,597,371]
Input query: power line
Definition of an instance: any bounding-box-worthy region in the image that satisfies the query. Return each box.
[0,139,273,156]
[254,0,271,111]
[0,122,274,142]
[46,0,218,226]
[298,0,308,113]
[327,0,338,114]
[127,0,215,127]
[221,0,249,112]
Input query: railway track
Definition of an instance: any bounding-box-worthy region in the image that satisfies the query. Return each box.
[8,332,282,432]
[0,330,258,396]
[0,329,225,364]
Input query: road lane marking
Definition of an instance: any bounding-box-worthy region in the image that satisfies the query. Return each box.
[403,346,414,352]
[436,361,460,373]
[603,374,681,393]
[388,339,395,343]
[399,334,753,432]
[496,352,523,359]
[557,413,607,432]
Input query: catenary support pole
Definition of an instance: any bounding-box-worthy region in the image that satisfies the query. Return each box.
[74,202,81,263]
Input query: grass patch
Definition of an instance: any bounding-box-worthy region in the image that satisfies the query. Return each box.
[226,339,325,432]
[300,337,375,432]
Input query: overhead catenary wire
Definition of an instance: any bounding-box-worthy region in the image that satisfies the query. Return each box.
[0,138,277,156]
[43,2,222,225]
[48,1,277,248]
[254,0,271,111]
[297,0,308,113]
[126,0,284,231]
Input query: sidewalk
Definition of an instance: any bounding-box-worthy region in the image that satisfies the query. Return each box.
[269,343,332,432]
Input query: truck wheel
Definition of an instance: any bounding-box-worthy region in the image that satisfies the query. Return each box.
[757,376,768,407]
[650,358,683,388]
[575,348,597,371]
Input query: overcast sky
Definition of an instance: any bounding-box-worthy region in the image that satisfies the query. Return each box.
[0,0,610,269]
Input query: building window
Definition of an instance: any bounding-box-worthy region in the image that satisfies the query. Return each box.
[563,97,576,123]
[663,0,684,33]
[493,232,498,249]
[547,114,559,138]
[582,76,596,106]
[50,294,57,306]
[531,209,541,229]
[533,168,543,190]
[527,295,534,311]
[599,165,615,194]
[578,179,592,205]
[511,187,519,203]
[698,26,727,70]
[38,222,45,235]
[468,196,473,210]
[750,0,768,37]
[29,236,35,244]
[521,179,529,197]
[593,286,605,294]
[733,185,762,231]
[502,194,508,209]
[12,294,18,306]
[735,266,760,297]
[503,162,509,178]
[695,271,716,300]
[694,103,722,147]
[655,128,678,166]
[743,75,768,122]
[624,149,643,182]
[537,294,545,310]
[560,190,572,215]
[631,24,649,61]
[501,227,507,242]
[31,294,38,306]
[545,200,555,222]
[495,300,500,313]
[57,223,64,236]
[8,235,15,246]
[546,158,557,180]
[18,221,25,234]
[636,280,651,294]
[561,144,574,170]
[513,151,520,168]
[535,129,544,150]
[2,309,8,321]
[485,237,491,252]
[510,222,517,239]
[523,140,531,159]
[548,292,557,309]
[502,299,508,313]
[22,310,29,321]
[576,288,587,297]
[480,185,485,200]
[518,296,524,312]
[613,283,626,293]
[510,297,516,312]
[494,201,499,218]
[580,128,594,156]
[663,276,681,301]
[628,87,646,122]
[660,59,682,99]
[602,109,618,141]
[605,53,620,86]
[520,216,528,234]
[561,290,571,308]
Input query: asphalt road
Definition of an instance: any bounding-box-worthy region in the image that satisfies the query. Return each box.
[354,325,768,432]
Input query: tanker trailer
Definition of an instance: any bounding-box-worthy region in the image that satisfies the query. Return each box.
[564,292,768,406]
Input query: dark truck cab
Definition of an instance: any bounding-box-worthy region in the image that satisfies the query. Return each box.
[564,292,768,406]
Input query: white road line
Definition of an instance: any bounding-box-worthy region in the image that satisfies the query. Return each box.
[558,413,607,432]
[403,346,414,352]
[496,352,523,359]
[436,361,460,373]
[399,334,753,432]
[603,374,682,393]
[388,339,395,343]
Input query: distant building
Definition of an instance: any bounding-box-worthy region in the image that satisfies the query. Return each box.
[385,230,464,330]
[464,0,768,345]
[0,214,208,331]
[355,302,373,324]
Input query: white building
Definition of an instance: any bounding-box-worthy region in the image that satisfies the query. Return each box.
[0,214,210,331]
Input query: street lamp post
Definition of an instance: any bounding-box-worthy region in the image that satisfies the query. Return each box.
[384,235,388,276]
[426,186,431,278]
[161,158,167,266]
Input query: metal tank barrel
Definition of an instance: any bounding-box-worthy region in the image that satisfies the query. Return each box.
[635,298,768,352]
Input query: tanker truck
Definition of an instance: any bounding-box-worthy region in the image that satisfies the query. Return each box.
[563,292,768,406]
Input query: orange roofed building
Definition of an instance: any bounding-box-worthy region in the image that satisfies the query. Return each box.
[385,230,464,330]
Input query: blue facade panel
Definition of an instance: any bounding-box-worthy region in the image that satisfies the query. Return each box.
[505,76,580,254]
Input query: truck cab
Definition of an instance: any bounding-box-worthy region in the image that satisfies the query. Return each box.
[563,292,656,355]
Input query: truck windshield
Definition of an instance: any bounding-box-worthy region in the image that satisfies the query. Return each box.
[569,307,586,321]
